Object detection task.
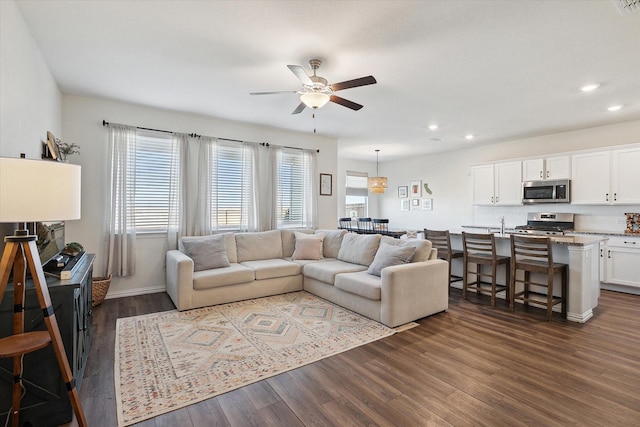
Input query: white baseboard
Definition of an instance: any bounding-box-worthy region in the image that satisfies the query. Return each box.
[104,285,166,300]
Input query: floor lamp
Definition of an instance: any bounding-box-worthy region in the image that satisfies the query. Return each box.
[0,157,87,427]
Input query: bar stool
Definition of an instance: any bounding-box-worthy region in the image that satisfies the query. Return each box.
[372,218,389,235]
[338,217,353,231]
[424,229,463,293]
[357,217,374,234]
[509,235,567,321]
[462,232,510,307]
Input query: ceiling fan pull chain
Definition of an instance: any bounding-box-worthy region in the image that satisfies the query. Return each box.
[313,112,316,134]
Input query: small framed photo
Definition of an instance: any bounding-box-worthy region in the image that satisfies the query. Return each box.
[46,131,61,161]
[410,180,422,198]
[400,199,410,211]
[412,198,420,207]
[421,198,433,210]
[398,186,408,198]
[320,173,332,196]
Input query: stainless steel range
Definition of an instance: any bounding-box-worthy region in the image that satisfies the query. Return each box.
[514,212,574,236]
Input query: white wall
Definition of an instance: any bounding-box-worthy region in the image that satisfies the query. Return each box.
[0,0,61,158]
[374,120,640,232]
[62,94,338,297]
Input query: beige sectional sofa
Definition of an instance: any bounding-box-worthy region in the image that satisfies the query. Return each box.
[166,229,448,327]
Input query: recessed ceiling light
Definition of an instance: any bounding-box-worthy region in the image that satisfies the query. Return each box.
[608,105,622,111]
[428,124,438,130]
[465,134,474,140]
[580,83,600,92]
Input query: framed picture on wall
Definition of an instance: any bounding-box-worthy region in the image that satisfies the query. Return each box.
[421,198,433,210]
[320,173,332,196]
[398,186,408,198]
[410,180,422,198]
[400,199,410,211]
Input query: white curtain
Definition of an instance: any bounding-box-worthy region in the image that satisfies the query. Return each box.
[303,148,319,229]
[105,124,137,277]
[167,133,190,249]
[195,138,260,234]
[271,146,318,229]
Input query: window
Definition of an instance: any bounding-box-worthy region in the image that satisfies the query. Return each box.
[132,130,179,233]
[276,148,316,229]
[206,141,255,231]
[345,170,368,218]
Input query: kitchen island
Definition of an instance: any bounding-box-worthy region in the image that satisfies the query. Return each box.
[449,231,606,323]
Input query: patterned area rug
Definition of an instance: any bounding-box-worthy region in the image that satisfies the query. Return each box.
[114,291,396,426]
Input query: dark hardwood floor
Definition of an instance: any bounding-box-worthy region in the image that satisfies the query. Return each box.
[66,289,640,426]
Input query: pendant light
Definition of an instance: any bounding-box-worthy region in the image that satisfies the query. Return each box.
[367,149,388,194]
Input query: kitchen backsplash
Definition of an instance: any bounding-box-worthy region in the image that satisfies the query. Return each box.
[472,204,640,232]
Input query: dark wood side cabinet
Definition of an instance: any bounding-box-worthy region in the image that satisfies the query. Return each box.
[0,254,95,427]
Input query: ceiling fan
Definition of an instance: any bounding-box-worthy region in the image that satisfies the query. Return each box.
[250,59,377,115]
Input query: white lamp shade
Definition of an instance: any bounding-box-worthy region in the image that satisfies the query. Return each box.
[300,92,330,109]
[0,157,81,223]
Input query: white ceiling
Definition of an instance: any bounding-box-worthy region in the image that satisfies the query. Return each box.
[15,0,640,161]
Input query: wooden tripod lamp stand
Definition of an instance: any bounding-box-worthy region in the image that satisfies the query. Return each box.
[0,157,87,427]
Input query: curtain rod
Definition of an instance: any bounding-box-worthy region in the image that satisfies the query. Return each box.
[102,120,319,153]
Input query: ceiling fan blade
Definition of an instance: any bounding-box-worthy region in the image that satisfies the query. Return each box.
[330,95,363,111]
[330,76,377,92]
[287,65,313,85]
[250,91,297,95]
[291,102,306,115]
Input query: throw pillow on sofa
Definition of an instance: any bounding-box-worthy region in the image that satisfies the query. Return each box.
[292,232,324,260]
[180,234,230,271]
[367,242,416,277]
[337,233,382,266]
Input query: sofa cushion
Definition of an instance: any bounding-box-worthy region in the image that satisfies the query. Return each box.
[292,235,324,260]
[303,260,367,285]
[381,236,432,262]
[235,230,283,262]
[334,271,382,301]
[281,228,313,258]
[180,234,230,271]
[315,229,347,259]
[337,233,381,266]
[367,243,415,277]
[192,263,255,290]
[240,259,301,280]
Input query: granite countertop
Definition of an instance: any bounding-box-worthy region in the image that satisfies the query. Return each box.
[451,228,606,246]
[569,230,640,237]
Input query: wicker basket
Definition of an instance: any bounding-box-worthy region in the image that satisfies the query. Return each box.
[92,275,112,307]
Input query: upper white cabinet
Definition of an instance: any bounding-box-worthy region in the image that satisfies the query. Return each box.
[572,147,640,205]
[522,156,570,181]
[472,161,522,206]
[611,147,640,204]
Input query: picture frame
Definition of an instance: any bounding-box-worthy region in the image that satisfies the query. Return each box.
[398,186,408,198]
[421,198,433,210]
[412,198,420,207]
[410,180,422,198]
[320,173,332,196]
[46,131,61,161]
[400,199,410,211]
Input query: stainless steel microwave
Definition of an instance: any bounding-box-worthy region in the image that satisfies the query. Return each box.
[522,179,571,204]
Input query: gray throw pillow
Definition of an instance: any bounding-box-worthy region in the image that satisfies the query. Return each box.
[337,233,382,266]
[180,234,230,272]
[367,243,416,277]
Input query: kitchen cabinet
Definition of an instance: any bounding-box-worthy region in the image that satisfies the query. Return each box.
[522,156,570,181]
[601,236,640,288]
[571,147,640,205]
[471,161,522,206]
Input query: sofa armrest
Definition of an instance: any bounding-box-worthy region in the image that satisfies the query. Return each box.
[380,259,449,327]
[166,250,194,311]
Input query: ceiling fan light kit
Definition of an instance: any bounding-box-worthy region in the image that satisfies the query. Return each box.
[300,92,330,109]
